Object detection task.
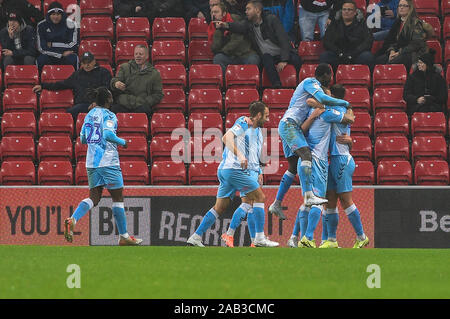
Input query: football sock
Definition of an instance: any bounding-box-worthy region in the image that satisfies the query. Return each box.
[246,209,256,241]
[253,203,265,240]
[299,205,310,238]
[305,205,322,240]
[227,203,252,236]
[195,208,218,236]
[275,170,295,201]
[298,160,313,193]
[345,204,365,238]
[292,209,301,237]
[326,208,339,241]
[72,198,94,223]
[321,213,329,241]
[112,202,127,236]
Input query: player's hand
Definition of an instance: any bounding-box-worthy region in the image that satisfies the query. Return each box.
[115,81,126,91]
[276,62,287,72]
[122,140,128,149]
[32,85,42,93]
[238,154,248,170]
[336,133,352,145]
[258,174,263,186]
[311,107,325,119]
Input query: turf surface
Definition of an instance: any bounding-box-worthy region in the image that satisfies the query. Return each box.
[0,246,449,299]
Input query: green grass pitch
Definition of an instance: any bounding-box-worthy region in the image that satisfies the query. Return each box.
[0,246,449,299]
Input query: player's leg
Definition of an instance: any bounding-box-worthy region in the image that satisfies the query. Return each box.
[319,190,339,248]
[246,207,256,247]
[222,196,252,247]
[339,192,369,248]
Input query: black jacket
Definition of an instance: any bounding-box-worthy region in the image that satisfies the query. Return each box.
[146,0,183,20]
[113,0,148,17]
[41,65,112,105]
[228,11,294,61]
[184,0,211,22]
[323,10,373,57]
[0,0,43,28]
[403,69,447,115]
[0,22,36,58]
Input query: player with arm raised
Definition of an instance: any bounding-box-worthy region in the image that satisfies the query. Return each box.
[64,87,142,246]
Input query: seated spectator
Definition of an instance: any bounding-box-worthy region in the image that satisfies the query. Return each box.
[375,0,427,72]
[216,0,302,88]
[185,0,211,22]
[298,0,333,41]
[110,45,164,116]
[209,2,260,73]
[209,0,246,16]
[0,11,37,68]
[320,0,375,70]
[113,0,149,19]
[403,49,447,116]
[372,0,399,41]
[0,0,44,28]
[263,0,295,40]
[36,1,79,71]
[113,0,183,22]
[32,52,112,120]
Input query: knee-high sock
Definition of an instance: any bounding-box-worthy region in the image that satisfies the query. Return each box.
[299,205,310,238]
[112,202,127,236]
[276,170,295,202]
[292,209,301,237]
[298,160,313,193]
[72,198,94,223]
[305,205,322,240]
[253,203,265,240]
[227,203,252,236]
[326,208,339,241]
[321,213,329,241]
[195,208,219,236]
[345,204,365,238]
[246,209,256,241]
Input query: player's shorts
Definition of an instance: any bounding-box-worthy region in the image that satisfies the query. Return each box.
[327,155,355,194]
[310,156,329,198]
[278,118,308,158]
[87,165,124,190]
[217,169,260,199]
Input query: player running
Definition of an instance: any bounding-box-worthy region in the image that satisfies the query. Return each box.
[269,64,350,220]
[64,87,142,246]
[187,101,279,248]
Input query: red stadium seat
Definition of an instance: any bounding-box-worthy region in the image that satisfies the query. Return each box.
[38,136,73,161]
[373,112,409,137]
[120,161,149,185]
[189,162,220,185]
[225,65,260,89]
[188,18,208,41]
[414,0,439,16]
[188,88,223,113]
[150,136,187,162]
[152,17,186,41]
[411,112,447,136]
[420,16,441,40]
[297,41,324,63]
[262,88,294,111]
[189,136,223,163]
[154,88,186,113]
[354,0,367,12]
[43,0,77,14]
[2,88,37,113]
[80,17,114,40]
[152,40,186,65]
[443,0,450,16]
[154,64,186,90]
[262,64,297,88]
[4,65,39,88]
[188,113,223,134]
[79,40,113,65]
[151,161,186,185]
[353,160,375,185]
[39,89,74,113]
[151,113,186,137]
[351,112,372,137]
[372,87,407,113]
[225,89,260,113]
[188,40,213,65]
[336,64,371,88]
[0,161,36,185]
[444,40,450,65]
[415,160,450,185]
[262,134,283,158]
[345,87,371,113]
[80,0,113,16]
[444,17,450,40]
[189,64,223,89]
[118,136,149,162]
[76,113,86,136]
[263,159,290,185]
[41,65,74,83]
[115,40,148,67]
[75,137,87,162]
[1,136,36,162]
[374,136,410,163]
[266,112,284,136]
[38,160,73,185]
[75,161,88,185]
[225,112,247,130]
[412,136,448,163]
[427,40,442,64]
[116,17,151,42]
[39,113,74,138]
[1,112,36,137]
[373,64,407,88]
[116,113,149,138]
[350,135,372,161]
[377,160,412,185]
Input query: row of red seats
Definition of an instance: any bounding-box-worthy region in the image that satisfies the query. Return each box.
[29,0,112,16]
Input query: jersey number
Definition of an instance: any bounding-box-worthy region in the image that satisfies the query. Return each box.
[85,123,101,143]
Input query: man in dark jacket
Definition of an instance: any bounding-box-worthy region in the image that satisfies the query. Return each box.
[320,0,375,70]
[0,0,43,28]
[403,49,447,116]
[216,0,302,88]
[0,11,36,68]
[36,1,79,71]
[32,52,112,120]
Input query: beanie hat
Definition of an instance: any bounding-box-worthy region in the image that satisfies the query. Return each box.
[48,1,64,14]
[417,49,436,69]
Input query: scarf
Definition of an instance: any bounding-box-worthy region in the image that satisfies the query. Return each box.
[207,13,234,44]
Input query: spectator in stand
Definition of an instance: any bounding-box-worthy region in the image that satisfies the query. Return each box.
[32,52,112,120]
[320,0,375,70]
[375,0,427,72]
[36,1,79,71]
[113,0,148,18]
[403,49,447,116]
[110,45,164,116]
[113,0,183,21]
[209,2,260,73]
[185,0,211,22]
[0,11,37,68]
[215,0,302,88]
[209,0,246,16]
[298,0,333,41]
[372,0,399,41]
[0,0,44,28]
[263,0,295,41]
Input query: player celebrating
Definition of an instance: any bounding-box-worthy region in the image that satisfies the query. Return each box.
[187,101,279,248]
[64,87,142,246]
[269,64,350,220]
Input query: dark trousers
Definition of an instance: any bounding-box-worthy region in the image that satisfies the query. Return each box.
[320,50,376,71]
[261,51,302,87]
[3,55,35,68]
[37,53,79,71]
[375,52,413,72]
[111,103,151,116]
[67,103,90,121]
